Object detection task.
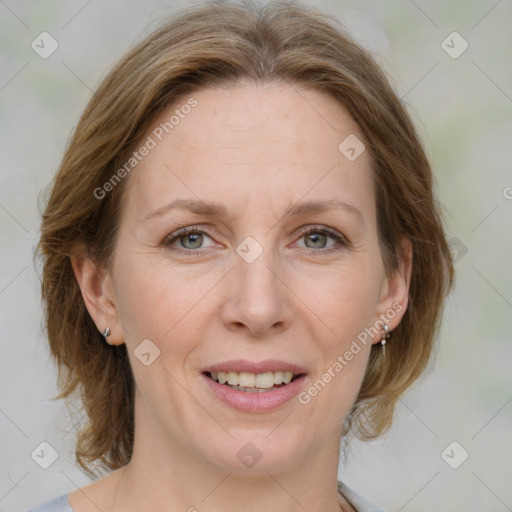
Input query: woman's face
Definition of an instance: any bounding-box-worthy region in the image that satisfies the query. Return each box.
[86,81,409,473]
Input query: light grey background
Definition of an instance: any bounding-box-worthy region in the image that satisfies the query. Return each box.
[1,1,511,511]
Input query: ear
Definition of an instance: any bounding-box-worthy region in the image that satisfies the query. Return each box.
[372,237,413,343]
[70,242,124,346]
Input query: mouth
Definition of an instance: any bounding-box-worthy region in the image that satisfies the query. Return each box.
[201,360,308,412]
[203,370,302,393]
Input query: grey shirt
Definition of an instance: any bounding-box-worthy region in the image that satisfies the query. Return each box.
[28,481,386,512]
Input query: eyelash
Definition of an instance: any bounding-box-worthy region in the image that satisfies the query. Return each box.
[162,225,350,256]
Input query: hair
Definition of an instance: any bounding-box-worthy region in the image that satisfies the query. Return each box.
[37,0,454,477]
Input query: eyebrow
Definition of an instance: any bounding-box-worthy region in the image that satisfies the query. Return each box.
[143,198,362,222]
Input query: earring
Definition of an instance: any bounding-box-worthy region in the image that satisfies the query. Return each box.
[102,327,111,338]
[381,323,390,357]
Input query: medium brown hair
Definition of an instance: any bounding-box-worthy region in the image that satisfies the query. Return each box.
[37,0,454,476]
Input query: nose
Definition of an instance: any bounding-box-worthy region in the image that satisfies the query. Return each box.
[220,247,293,338]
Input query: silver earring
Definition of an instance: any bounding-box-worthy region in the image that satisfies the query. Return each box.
[102,327,111,338]
[381,323,390,356]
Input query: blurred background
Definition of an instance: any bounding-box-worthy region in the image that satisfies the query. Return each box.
[0,1,511,510]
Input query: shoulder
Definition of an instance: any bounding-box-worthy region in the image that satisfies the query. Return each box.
[337,480,387,512]
[28,494,73,512]
[29,483,381,512]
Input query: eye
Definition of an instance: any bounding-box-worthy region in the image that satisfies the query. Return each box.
[162,225,349,256]
[293,226,349,254]
[162,226,217,254]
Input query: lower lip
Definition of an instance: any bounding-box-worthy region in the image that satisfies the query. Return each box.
[201,373,307,413]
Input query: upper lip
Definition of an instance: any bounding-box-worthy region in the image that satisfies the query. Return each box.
[202,359,308,375]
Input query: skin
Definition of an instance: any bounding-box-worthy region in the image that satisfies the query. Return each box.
[71,81,411,512]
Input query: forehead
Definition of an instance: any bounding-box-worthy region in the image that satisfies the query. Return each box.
[122,81,375,224]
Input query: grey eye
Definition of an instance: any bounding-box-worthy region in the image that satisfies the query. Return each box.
[179,232,204,249]
[304,232,328,249]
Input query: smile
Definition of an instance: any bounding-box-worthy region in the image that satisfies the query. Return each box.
[201,360,308,412]
[205,370,299,392]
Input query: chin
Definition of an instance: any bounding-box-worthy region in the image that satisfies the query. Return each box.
[195,426,309,475]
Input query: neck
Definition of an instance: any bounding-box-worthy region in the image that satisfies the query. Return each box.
[108,397,347,512]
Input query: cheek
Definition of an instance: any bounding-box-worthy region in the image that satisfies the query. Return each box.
[293,265,380,398]
[296,262,382,340]
[112,254,218,352]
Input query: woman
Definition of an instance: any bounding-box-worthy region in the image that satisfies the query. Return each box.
[32,1,453,511]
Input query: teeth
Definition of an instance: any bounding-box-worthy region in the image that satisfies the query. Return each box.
[274,371,284,385]
[239,372,256,387]
[255,372,275,388]
[227,385,274,393]
[227,372,238,385]
[210,370,296,388]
